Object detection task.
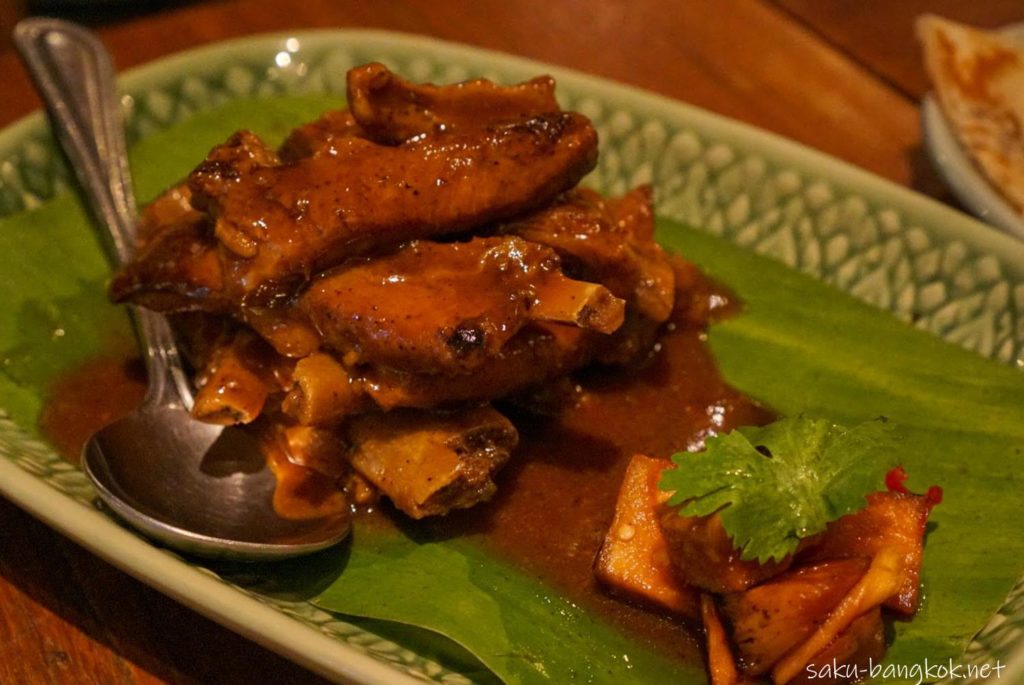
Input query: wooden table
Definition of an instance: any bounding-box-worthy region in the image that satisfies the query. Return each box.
[1,1,1022,682]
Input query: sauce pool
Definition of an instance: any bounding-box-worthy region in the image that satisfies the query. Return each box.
[39,351,147,464]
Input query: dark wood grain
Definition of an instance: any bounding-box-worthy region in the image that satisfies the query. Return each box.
[0,1,1003,682]
[771,0,1024,98]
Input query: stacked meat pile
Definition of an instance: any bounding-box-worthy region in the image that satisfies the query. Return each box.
[111,63,678,520]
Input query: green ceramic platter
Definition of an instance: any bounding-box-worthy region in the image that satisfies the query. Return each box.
[1,30,1023,684]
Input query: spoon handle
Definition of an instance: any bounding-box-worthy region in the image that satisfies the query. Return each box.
[14,18,193,408]
[15,18,137,262]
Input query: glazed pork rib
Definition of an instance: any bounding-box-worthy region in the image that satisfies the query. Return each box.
[112,221,226,313]
[503,186,676,323]
[363,324,593,409]
[281,352,369,427]
[279,323,597,426]
[346,405,518,519]
[114,113,598,308]
[278,109,364,162]
[196,113,598,304]
[347,62,559,144]
[299,236,624,374]
[109,183,228,313]
[279,61,558,161]
[191,329,292,425]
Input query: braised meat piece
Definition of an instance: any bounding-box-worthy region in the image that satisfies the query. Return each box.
[362,323,599,411]
[281,61,558,160]
[198,114,598,303]
[190,328,293,425]
[279,249,677,427]
[300,236,624,374]
[114,113,598,309]
[262,424,353,520]
[111,221,226,313]
[279,324,599,425]
[658,510,795,594]
[347,62,559,144]
[282,63,555,161]
[278,109,364,162]
[503,186,676,322]
[114,114,598,312]
[282,352,370,426]
[135,184,202,247]
[346,405,518,518]
[239,305,323,359]
[110,184,227,313]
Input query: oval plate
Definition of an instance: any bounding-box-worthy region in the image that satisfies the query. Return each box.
[1,29,1023,684]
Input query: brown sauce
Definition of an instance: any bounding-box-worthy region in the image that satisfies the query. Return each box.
[39,351,147,464]
[40,270,771,669]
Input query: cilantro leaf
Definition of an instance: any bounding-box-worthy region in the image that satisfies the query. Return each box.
[659,416,898,564]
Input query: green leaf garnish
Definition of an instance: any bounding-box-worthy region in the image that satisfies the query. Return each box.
[659,416,898,564]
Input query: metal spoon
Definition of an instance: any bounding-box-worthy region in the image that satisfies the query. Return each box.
[14,18,351,560]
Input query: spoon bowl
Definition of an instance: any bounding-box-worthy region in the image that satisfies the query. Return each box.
[15,17,350,561]
[84,406,351,560]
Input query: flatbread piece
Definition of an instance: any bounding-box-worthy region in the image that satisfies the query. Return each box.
[918,14,1024,216]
